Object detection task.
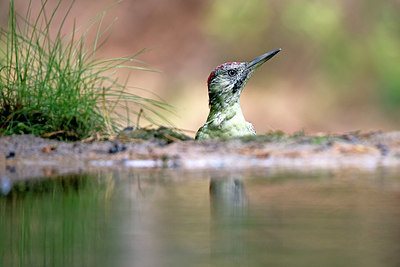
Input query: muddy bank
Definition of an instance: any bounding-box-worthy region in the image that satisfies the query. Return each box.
[1,132,400,180]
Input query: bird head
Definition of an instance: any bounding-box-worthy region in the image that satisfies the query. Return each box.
[207,48,281,108]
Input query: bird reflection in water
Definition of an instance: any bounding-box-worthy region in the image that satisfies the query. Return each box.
[209,174,249,264]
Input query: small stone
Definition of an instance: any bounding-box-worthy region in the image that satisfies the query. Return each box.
[341,133,360,143]
[5,151,15,159]
[376,143,389,156]
[122,126,134,131]
[109,141,127,154]
[42,146,57,153]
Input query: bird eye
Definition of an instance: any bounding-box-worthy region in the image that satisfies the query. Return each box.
[228,69,237,77]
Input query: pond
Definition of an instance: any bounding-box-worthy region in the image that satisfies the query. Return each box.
[1,168,400,267]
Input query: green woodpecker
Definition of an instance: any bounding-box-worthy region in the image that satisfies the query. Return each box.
[196,49,281,140]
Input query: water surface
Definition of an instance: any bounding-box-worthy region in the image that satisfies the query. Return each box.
[1,169,400,267]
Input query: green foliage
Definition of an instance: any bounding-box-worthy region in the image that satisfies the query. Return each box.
[282,1,343,42]
[0,0,171,140]
[205,0,269,41]
[368,7,400,112]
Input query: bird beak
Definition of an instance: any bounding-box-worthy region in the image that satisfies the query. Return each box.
[246,48,281,70]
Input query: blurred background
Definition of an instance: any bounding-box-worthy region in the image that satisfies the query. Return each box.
[1,0,399,136]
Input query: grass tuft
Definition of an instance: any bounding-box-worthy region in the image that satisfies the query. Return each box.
[0,0,171,140]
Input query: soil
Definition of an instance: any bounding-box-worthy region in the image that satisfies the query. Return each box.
[1,130,400,181]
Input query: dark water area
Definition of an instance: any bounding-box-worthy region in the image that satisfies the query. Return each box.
[1,169,400,267]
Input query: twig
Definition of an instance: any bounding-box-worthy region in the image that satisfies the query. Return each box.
[136,108,143,129]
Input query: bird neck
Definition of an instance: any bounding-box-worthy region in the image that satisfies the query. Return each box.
[207,100,244,122]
